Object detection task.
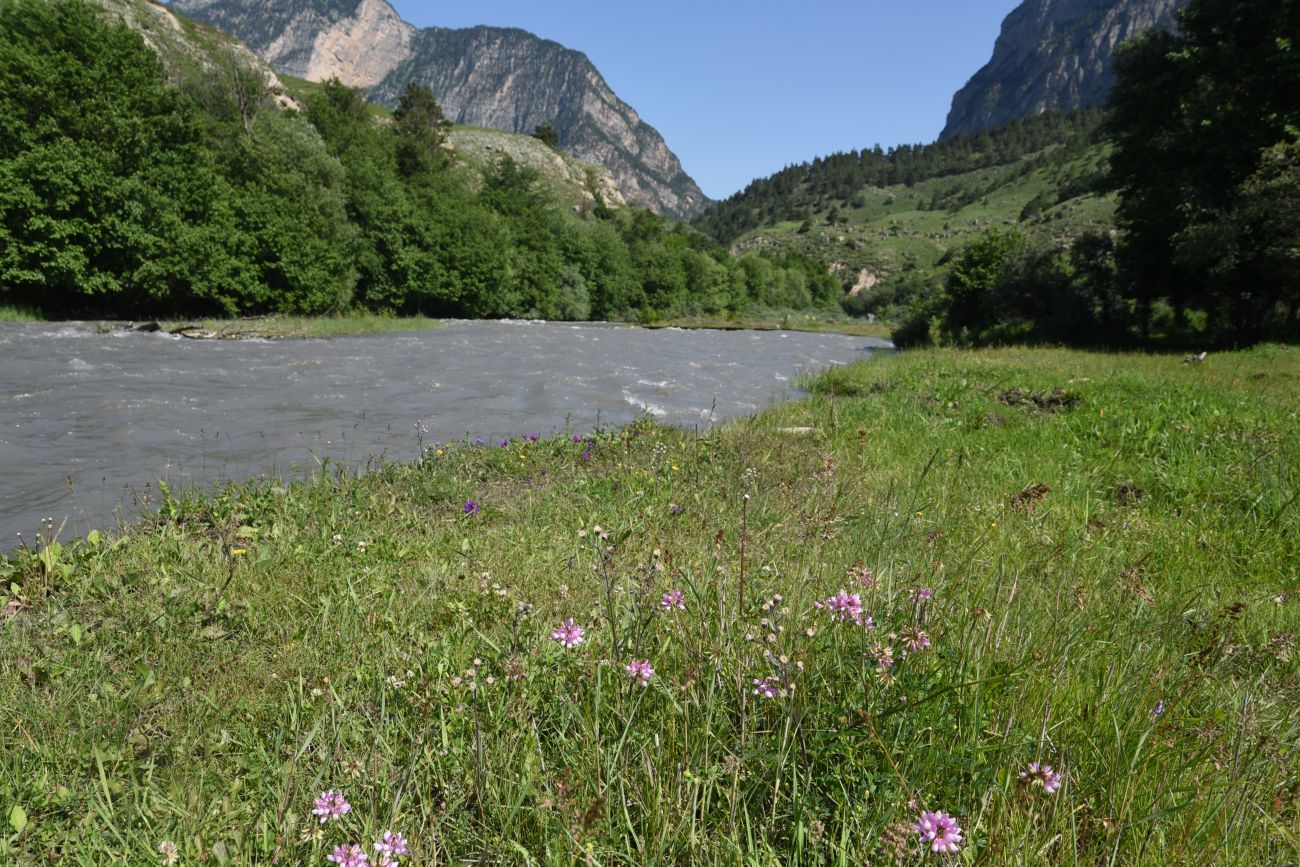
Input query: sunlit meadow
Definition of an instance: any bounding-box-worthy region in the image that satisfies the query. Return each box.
[1,346,1297,864]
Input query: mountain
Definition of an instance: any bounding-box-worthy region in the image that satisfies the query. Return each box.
[167,0,709,218]
[941,0,1186,139]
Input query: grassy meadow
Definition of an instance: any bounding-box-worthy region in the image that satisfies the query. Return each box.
[1,346,1297,864]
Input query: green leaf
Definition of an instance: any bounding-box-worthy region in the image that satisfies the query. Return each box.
[8,805,27,833]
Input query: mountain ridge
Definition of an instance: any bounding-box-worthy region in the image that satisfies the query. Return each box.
[941,0,1186,138]
[168,0,709,218]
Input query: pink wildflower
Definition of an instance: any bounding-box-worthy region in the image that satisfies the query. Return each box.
[327,843,369,867]
[660,589,686,611]
[312,790,351,824]
[911,587,934,602]
[900,626,931,653]
[871,642,895,670]
[815,588,864,625]
[625,659,654,686]
[915,810,963,854]
[1019,762,1062,794]
[849,564,875,587]
[373,831,409,862]
[550,618,585,649]
[752,676,780,699]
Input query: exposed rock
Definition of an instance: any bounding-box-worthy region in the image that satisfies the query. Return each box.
[942,0,1186,138]
[170,0,709,218]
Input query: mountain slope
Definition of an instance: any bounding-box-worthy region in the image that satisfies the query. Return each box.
[941,0,1186,138]
[168,0,709,218]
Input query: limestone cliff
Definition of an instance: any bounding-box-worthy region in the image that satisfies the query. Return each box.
[942,0,1186,138]
[169,0,709,218]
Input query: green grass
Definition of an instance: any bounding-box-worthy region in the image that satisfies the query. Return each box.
[157,312,445,339]
[2,346,1297,864]
[0,305,43,322]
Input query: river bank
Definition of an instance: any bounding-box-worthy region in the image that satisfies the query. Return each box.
[1,346,1296,863]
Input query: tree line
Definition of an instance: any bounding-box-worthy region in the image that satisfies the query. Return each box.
[0,0,838,320]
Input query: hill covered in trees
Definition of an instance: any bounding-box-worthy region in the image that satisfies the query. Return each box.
[0,0,834,321]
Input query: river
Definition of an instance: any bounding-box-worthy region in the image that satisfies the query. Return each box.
[0,320,889,542]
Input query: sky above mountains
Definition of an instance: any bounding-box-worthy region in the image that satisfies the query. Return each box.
[391,0,1022,200]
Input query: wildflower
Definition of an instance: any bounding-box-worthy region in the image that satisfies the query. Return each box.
[499,439,510,447]
[911,587,934,602]
[463,500,479,515]
[752,676,781,699]
[660,589,686,611]
[1019,762,1062,794]
[815,588,864,625]
[374,831,409,860]
[327,843,369,866]
[871,642,895,671]
[524,432,540,442]
[550,618,585,649]
[625,659,654,686]
[669,503,682,515]
[312,790,351,824]
[1153,699,1165,719]
[231,548,247,557]
[848,564,874,587]
[474,437,486,446]
[158,841,180,866]
[900,626,931,654]
[915,810,963,854]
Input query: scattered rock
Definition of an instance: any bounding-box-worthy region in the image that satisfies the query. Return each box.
[131,321,162,333]
[1182,351,1209,365]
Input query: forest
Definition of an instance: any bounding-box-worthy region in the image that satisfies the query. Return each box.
[0,0,838,321]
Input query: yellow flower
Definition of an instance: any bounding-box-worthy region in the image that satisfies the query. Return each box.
[436,449,444,457]
[671,465,680,472]
[231,549,247,557]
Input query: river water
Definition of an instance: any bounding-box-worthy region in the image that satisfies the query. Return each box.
[0,320,888,542]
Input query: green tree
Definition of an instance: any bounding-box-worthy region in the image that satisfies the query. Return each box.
[1107,0,1300,340]
[392,81,450,178]
[939,229,1027,343]
[532,123,560,149]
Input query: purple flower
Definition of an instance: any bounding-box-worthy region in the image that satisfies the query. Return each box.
[752,676,781,699]
[900,626,931,653]
[474,437,486,446]
[669,503,682,515]
[849,565,875,587]
[498,439,510,448]
[524,432,540,442]
[550,618,585,649]
[464,500,479,515]
[1019,762,1062,794]
[871,642,895,671]
[660,589,686,611]
[1153,699,1165,718]
[572,434,584,443]
[815,589,864,625]
[915,810,963,854]
[582,450,592,461]
[312,790,351,824]
[911,587,934,602]
[327,843,369,866]
[625,659,654,686]
[374,831,409,860]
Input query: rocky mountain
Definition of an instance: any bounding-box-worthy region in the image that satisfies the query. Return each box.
[942,0,1186,138]
[168,0,709,218]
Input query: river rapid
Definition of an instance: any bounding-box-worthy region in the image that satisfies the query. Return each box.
[0,320,889,542]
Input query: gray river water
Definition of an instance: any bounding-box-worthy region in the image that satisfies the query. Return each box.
[0,320,889,542]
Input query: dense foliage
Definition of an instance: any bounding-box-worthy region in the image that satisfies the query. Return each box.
[0,0,835,320]
[1107,0,1300,342]
[691,110,1104,245]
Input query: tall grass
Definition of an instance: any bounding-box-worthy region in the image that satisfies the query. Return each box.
[0,304,42,321]
[1,346,1296,864]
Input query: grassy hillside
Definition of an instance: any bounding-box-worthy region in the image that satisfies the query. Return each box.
[695,111,1114,299]
[2,345,1296,863]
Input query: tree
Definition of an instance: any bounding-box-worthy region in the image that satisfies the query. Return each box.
[532,123,560,149]
[1107,0,1300,341]
[392,82,449,177]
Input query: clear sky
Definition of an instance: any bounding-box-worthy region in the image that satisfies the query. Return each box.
[389,0,1022,200]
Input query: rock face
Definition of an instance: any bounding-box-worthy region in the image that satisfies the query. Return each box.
[941,0,1186,138]
[169,0,709,218]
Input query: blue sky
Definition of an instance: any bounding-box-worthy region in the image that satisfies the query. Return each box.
[389,1,1022,200]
